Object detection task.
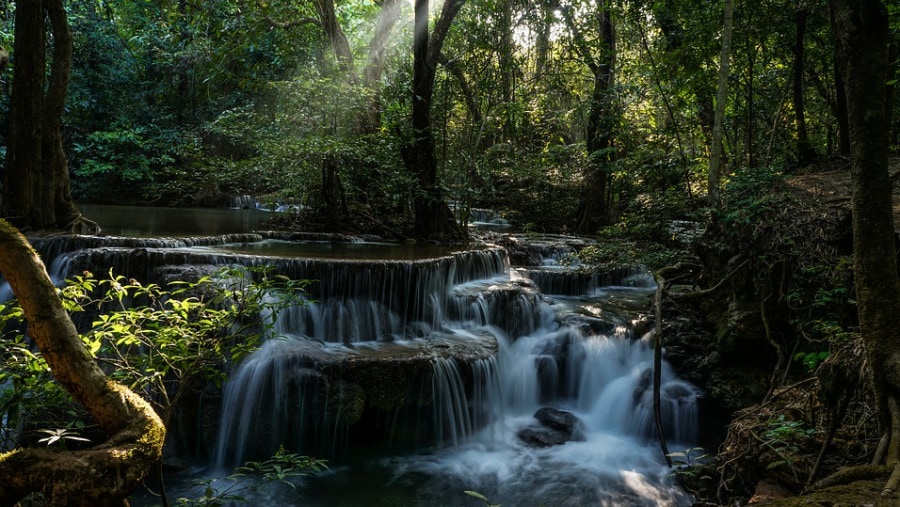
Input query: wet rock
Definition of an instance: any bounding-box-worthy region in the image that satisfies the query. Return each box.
[534,407,586,440]
[517,426,570,447]
[518,407,586,447]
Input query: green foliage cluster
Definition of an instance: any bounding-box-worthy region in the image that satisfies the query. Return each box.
[176,448,327,507]
[575,238,688,273]
[761,415,818,479]
[0,265,307,448]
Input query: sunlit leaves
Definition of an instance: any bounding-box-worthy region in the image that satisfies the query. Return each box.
[0,265,310,445]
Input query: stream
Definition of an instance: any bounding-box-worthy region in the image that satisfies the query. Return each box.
[10,205,698,506]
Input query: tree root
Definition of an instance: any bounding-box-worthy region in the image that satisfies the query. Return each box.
[809,464,892,491]
[0,394,166,506]
[66,213,101,235]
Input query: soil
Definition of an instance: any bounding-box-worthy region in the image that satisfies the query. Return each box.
[784,156,900,233]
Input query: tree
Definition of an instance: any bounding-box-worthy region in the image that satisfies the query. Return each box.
[707,0,734,208]
[2,0,95,233]
[828,0,900,494]
[792,3,816,166]
[557,0,617,233]
[401,0,467,241]
[0,221,165,505]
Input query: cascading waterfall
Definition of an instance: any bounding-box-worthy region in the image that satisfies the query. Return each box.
[205,241,698,506]
[7,229,699,506]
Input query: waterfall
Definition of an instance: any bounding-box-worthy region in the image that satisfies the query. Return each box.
[10,228,698,506]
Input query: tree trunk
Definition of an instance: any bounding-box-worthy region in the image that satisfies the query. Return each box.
[360,0,403,133]
[829,0,900,470]
[3,0,91,233]
[313,0,353,73]
[44,0,81,229]
[708,0,734,208]
[559,0,617,233]
[0,221,165,506]
[2,0,44,227]
[833,62,851,156]
[793,7,816,166]
[402,0,466,241]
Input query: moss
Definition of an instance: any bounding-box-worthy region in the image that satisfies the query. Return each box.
[752,479,898,506]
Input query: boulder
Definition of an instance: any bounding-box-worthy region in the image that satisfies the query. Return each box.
[518,407,586,448]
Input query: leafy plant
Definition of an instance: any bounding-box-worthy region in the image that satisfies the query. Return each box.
[36,428,91,448]
[62,266,308,424]
[0,265,310,446]
[793,350,829,373]
[174,448,327,507]
[760,415,817,477]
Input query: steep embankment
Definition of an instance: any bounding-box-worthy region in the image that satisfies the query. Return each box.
[665,158,900,506]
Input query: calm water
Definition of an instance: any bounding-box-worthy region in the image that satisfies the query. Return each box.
[77,204,458,260]
[79,203,272,237]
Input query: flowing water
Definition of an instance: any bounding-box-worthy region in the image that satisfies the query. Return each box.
[6,205,698,506]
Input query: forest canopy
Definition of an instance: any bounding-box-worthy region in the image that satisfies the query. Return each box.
[0,0,882,237]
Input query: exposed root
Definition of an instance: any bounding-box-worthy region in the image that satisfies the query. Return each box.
[66,213,101,235]
[810,464,891,491]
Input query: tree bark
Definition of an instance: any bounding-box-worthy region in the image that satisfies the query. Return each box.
[0,221,165,506]
[830,0,900,475]
[313,0,354,74]
[402,0,466,241]
[3,0,92,233]
[2,0,44,227]
[708,0,734,208]
[44,0,81,229]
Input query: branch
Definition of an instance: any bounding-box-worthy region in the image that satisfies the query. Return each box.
[266,15,321,30]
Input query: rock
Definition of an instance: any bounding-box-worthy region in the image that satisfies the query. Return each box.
[517,426,570,447]
[518,407,586,447]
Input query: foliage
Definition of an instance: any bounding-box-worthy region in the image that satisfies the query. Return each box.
[71,124,179,203]
[666,447,715,502]
[761,415,817,477]
[576,239,689,273]
[717,166,788,229]
[174,448,327,507]
[0,300,88,449]
[0,265,309,444]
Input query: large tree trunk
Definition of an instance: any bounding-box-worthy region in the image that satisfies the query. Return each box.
[313,0,353,73]
[402,0,466,241]
[44,0,81,229]
[830,0,900,477]
[0,222,165,506]
[2,0,43,227]
[2,0,92,233]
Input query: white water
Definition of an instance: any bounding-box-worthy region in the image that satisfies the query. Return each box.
[2,230,699,506]
[208,258,698,506]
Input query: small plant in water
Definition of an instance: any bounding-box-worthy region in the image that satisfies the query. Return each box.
[174,448,327,506]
